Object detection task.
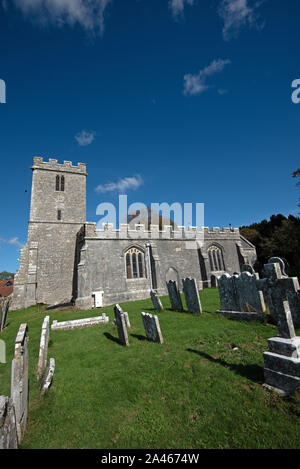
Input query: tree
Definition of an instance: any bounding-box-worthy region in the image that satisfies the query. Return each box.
[292,168,300,209]
[0,271,14,281]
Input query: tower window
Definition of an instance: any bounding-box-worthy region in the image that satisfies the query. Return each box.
[57,210,62,221]
[55,175,65,191]
[125,247,146,279]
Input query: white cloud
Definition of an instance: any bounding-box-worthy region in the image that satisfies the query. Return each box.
[183,58,231,96]
[0,237,24,249]
[218,0,263,41]
[95,175,143,194]
[9,0,112,35]
[169,0,195,19]
[75,130,96,147]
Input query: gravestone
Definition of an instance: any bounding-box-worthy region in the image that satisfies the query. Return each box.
[123,312,131,328]
[37,316,50,380]
[141,312,163,344]
[0,396,18,449]
[236,272,265,313]
[262,266,300,394]
[218,272,265,314]
[217,273,240,311]
[40,358,55,396]
[167,280,183,312]
[150,290,163,311]
[51,314,109,331]
[268,257,288,276]
[182,278,202,313]
[0,300,9,332]
[114,304,129,346]
[11,323,29,442]
[242,264,259,279]
[257,262,300,328]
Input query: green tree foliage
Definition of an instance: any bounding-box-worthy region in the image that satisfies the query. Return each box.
[292,168,300,208]
[240,214,300,276]
[0,271,14,281]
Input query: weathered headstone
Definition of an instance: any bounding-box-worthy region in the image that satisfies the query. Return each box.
[242,264,259,279]
[0,396,18,449]
[141,312,163,344]
[218,272,265,314]
[51,314,109,331]
[217,273,240,311]
[167,280,183,312]
[268,257,288,277]
[236,272,265,313]
[182,278,202,313]
[150,290,163,311]
[257,262,300,329]
[123,311,131,328]
[37,315,50,380]
[0,300,9,332]
[11,323,29,442]
[114,304,129,346]
[40,358,55,396]
[263,272,300,394]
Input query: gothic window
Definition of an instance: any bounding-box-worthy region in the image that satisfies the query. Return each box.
[125,247,146,279]
[208,245,225,272]
[55,175,65,191]
[57,209,62,221]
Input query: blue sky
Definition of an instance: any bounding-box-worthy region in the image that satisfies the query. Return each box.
[0,0,299,272]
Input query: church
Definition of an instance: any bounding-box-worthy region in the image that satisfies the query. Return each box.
[11,157,257,310]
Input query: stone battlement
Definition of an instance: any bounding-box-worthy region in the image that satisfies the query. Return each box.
[31,157,87,175]
[84,222,240,240]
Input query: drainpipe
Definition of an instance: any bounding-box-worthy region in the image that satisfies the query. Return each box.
[145,242,153,291]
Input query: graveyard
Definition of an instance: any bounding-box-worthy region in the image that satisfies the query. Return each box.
[1,287,300,449]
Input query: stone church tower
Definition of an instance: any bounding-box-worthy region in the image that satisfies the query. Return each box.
[11,157,87,309]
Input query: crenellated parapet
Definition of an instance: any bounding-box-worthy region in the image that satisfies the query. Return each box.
[83,222,241,241]
[31,157,87,175]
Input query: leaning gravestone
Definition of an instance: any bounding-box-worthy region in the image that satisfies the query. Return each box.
[150,290,163,311]
[11,323,29,442]
[141,312,163,344]
[0,396,18,449]
[37,316,50,380]
[114,304,129,346]
[167,280,183,312]
[0,300,9,332]
[182,278,202,314]
[40,358,55,396]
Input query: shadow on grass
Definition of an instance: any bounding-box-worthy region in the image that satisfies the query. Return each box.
[130,333,147,341]
[103,332,124,346]
[186,348,264,384]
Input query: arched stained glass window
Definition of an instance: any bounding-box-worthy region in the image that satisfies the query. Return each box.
[125,247,146,279]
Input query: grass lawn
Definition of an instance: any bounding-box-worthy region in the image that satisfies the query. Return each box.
[1,287,300,449]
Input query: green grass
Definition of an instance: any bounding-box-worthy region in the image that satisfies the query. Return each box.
[1,288,300,449]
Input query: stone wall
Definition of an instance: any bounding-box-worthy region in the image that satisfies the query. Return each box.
[76,223,255,309]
